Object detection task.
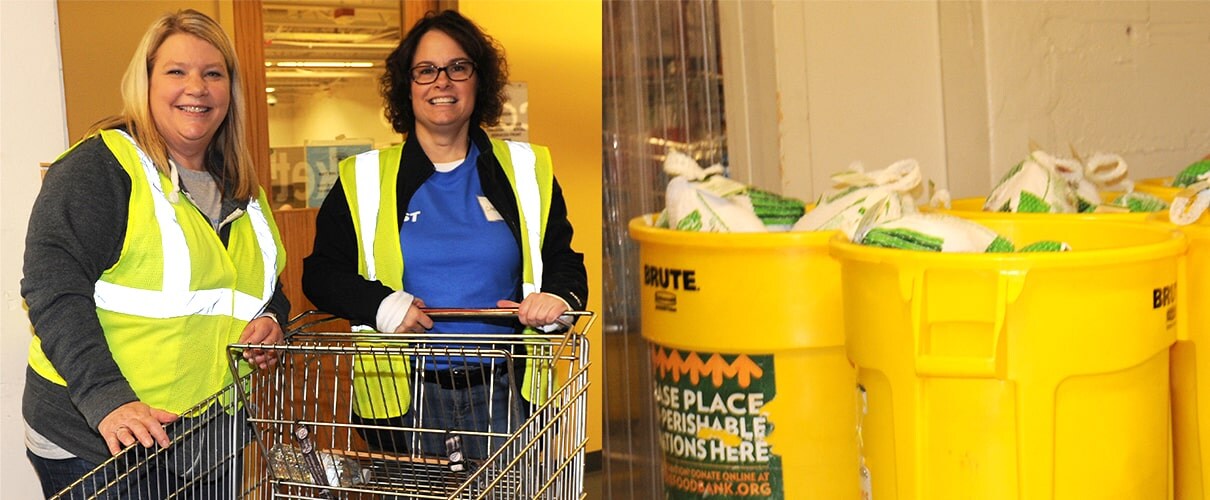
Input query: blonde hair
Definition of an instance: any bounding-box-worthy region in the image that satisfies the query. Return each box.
[89,9,257,202]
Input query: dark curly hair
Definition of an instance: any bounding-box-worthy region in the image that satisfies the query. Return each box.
[381,10,508,135]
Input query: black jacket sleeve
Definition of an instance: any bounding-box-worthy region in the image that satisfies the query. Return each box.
[263,281,291,328]
[539,176,588,310]
[21,137,138,429]
[302,177,396,326]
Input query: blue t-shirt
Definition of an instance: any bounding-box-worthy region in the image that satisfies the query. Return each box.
[401,143,521,368]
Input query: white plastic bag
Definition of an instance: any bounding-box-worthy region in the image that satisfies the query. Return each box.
[660,151,766,232]
[984,151,1079,213]
[793,159,927,238]
[858,213,1011,253]
[664,176,766,232]
[857,213,1070,253]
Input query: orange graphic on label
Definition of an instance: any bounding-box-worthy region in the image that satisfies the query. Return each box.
[652,348,764,388]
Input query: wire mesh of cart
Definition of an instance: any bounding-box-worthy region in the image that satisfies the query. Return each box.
[230,308,594,499]
[48,372,276,499]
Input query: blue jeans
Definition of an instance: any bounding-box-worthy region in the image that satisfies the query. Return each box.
[411,367,525,460]
[354,367,527,461]
[28,448,243,499]
[28,405,247,498]
[27,451,102,499]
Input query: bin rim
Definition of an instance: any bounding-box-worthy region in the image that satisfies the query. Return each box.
[627,214,836,249]
[1143,210,1210,229]
[828,218,1187,269]
[941,196,1157,221]
[1134,176,1181,201]
[1139,176,1176,187]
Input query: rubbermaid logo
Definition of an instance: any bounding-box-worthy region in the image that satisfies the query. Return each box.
[655,291,677,312]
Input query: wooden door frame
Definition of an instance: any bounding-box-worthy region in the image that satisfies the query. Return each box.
[229,1,438,316]
[230,0,439,188]
[232,0,271,191]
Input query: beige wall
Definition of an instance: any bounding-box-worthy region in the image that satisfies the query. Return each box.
[981,1,1210,184]
[3,1,69,496]
[721,0,949,199]
[723,0,1210,200]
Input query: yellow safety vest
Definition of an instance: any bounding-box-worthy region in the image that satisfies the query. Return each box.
[342,139,553,418]
[27,129,286,416]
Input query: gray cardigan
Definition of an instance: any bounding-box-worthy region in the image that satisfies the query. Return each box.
[22,134,289,463]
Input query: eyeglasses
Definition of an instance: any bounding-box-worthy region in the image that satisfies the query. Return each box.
[410,60,476,85]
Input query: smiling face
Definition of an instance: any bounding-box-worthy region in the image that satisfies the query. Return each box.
[409,29,477,137]
[149,33,230,168]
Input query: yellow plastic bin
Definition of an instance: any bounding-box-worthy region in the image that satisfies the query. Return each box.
[629,215,859,500]
[1167,220,1210,500]
[1134,177,1209,500]
[831,216,1185,500]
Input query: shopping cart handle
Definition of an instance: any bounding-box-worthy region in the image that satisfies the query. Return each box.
[421,308,587,329]
[420,308,592,317]
[283,308,592,337]
[421,307,523,318]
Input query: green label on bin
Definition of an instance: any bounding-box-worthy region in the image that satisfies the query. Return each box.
[652,345,783,499]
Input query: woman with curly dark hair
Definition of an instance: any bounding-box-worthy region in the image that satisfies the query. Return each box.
[302,10,587,460]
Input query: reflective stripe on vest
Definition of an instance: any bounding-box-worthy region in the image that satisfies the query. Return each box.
[506,141,543,296]
[28,129,282,415]
[94,130,277,320]
[354,150,382,282]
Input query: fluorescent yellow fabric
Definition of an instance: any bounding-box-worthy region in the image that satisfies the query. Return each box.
[343,139,553,418]
[27,129,285,416]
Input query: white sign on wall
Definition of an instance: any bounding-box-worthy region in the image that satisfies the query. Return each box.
[269,139,374,210]
[485,82,529,142]
[304,140,374,208]
[268,146,307,210]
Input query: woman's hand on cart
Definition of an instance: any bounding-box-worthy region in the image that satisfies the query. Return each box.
[498,293,571,329]
[98,401,179,455]
[393,297,433,333]
[240,315,284,369]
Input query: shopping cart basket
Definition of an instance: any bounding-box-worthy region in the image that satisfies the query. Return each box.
[231,308,594,499]
[49,373,274,499]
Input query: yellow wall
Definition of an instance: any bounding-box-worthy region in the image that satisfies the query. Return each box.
[57,1,233,142]
[459,0,604,454]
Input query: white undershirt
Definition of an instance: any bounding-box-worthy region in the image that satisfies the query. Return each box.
[433,158,464,173]
[25,420,75,459]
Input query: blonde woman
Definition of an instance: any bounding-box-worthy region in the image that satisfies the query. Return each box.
[22,9,288,497]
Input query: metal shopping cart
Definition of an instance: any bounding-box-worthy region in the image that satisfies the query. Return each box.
[51,308,592,499]
[232,308,593,499]
[48,374,274,499]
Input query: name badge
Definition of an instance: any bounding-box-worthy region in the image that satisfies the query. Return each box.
[479,196,503,221]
